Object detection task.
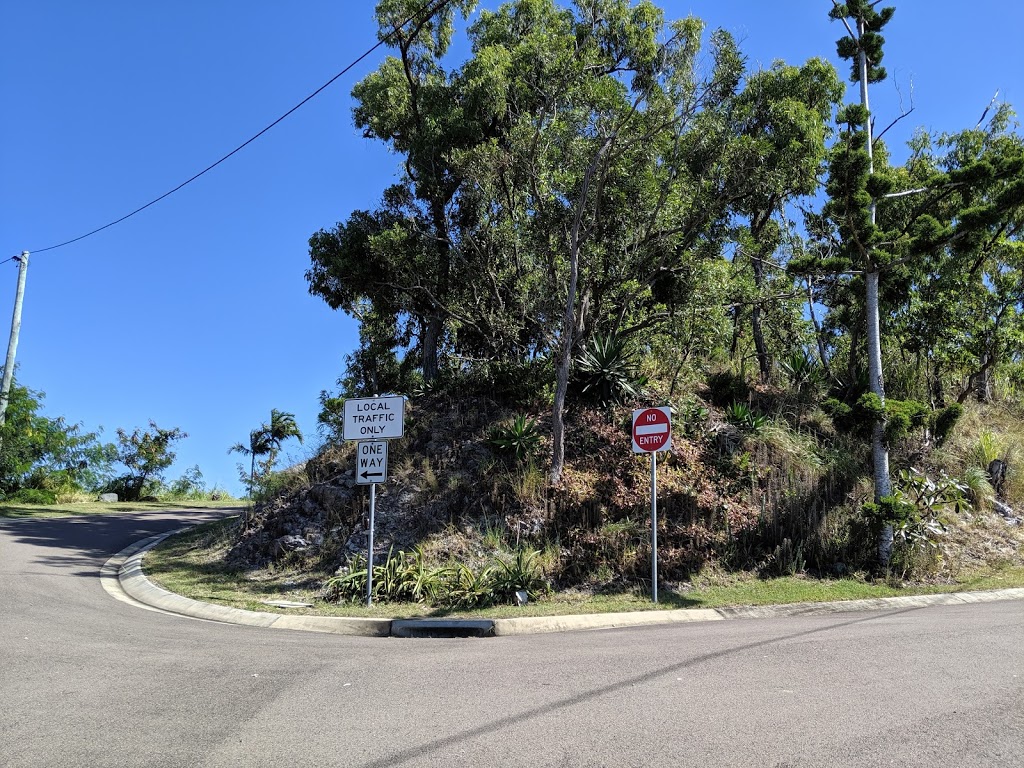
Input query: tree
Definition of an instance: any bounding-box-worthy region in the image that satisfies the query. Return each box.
[725,60,843,381]
[115,421,187,502]
[308,0,483,385]
[0,376,116,499]
[230,409,303,501]
[798,1,1024,566]
[462,0,761,480]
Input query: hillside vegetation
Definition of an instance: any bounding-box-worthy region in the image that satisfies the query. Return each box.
[225,0,1023,607]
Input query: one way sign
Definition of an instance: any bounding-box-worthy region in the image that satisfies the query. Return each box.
[356,441,388,485]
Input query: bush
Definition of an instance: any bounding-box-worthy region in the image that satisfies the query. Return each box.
[487,415,543,465]
[706,370,749,407]
[573,333,647,405]
[725,402,767,433]
[323,546,550,608]
[931,403,963,446]
[5,488,57,504]
[884,399,928,443]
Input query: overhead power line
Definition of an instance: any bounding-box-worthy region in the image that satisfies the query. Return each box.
[23,0,452,257]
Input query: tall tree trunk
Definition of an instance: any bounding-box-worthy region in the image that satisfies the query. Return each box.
[858,26,893,568]
[866,268,893,564]
[422,200,452,383]
[751,256,770,382]
[805,277,831,378]
[551,138,613,483]
[421,316,442,382]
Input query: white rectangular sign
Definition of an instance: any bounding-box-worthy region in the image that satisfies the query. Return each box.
[356,441,388,485]
[342,396,405,441]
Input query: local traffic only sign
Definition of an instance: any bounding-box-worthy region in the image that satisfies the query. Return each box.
[631,406,672,604]
[632,406,672,453]
[356,440,388,485]
[341,395,407,607]
[343,395,405,441]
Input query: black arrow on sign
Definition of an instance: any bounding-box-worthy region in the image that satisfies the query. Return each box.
[360,470,383,480]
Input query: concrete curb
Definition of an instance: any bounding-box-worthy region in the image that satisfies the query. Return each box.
[114,531,390,637]
[110,531,1024,638]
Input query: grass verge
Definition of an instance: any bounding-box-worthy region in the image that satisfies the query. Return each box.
[143,517,1024,620]
[0,499,243,519]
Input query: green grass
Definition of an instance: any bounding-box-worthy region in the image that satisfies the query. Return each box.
[0,499,243,519]
[143,517,1024,620]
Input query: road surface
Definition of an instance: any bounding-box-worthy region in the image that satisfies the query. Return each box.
[1,508,1021,767]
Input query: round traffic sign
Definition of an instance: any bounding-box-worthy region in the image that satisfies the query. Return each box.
[632,407,672,453]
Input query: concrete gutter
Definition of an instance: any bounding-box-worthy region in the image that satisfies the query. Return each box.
[112,531,390,637]
[107,532,1024,639]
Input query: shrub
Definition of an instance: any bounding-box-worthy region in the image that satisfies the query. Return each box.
[884,399,928,443]
[574,333,647,405]
[706,370,749,407]
[487,415,543,465]
[725,402,767,433]
[6,488,57,504]
[931,403,963,446]
[323,546,550,609]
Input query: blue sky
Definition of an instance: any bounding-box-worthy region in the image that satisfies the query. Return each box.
[2,1,1022,496]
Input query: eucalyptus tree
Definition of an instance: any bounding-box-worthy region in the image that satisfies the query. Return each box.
[308,0,481,385]
[726,59,843,381]
[463,0,762,481]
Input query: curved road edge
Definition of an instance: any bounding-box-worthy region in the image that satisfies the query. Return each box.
[106,530,1024,638]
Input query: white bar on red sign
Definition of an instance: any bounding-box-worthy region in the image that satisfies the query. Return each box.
[635,424,668,436]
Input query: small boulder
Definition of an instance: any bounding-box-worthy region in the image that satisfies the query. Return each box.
[98,493,119,503]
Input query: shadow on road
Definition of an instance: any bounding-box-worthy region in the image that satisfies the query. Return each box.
[0,507,241,577]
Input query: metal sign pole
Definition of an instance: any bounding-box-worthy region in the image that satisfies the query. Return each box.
[366,482,376,607]
[651,450,658,603]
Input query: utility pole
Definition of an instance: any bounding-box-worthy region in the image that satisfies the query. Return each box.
[0,251,30,456]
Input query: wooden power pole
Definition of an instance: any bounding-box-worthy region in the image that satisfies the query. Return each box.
[0,251,30,455]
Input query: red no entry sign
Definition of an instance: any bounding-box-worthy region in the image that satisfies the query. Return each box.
[632,406,672,453]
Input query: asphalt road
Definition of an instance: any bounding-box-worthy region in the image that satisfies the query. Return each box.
[1,508,1022,768]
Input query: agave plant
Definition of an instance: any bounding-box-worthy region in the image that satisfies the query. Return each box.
[574,333,648,405]
[487,415,543,465]
[725,401,767,433]
[780,349,823,395]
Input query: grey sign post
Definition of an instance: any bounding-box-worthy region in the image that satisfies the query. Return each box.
[344,397,405,607]
[632,406,672,603]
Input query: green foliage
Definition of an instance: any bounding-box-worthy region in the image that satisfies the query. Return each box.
[931,403,963,446]
[323,545,549,609]
[725,402,768,433]
[0,379,117,498]
[780,350,824,395]
[971,429,1004,469]
[164,465,207,500]
[6,488,57,505]
[706,370,749,408]
[231,409,303,500]
[115,422,187,502]
[574,334,647,405]
[883,398,928,443]
[678,397,710,437]
[487,415,543,465]
[863,469,967,570]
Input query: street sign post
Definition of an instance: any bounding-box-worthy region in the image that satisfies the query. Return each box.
[342,395,406,606]
[355,440,388,485]
[631,406,672,603]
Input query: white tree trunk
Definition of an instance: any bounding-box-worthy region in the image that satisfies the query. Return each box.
[858,23,894,568]
[866,268,893,565]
